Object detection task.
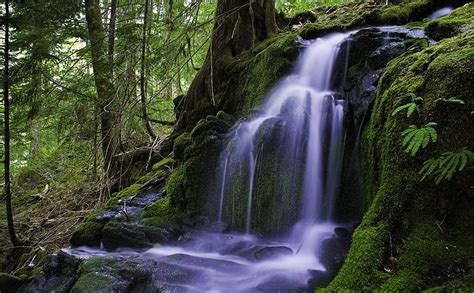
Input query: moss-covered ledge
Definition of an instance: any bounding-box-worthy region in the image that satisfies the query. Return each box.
[326,9,474,290]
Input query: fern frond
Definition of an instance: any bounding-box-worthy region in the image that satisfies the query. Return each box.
[401,123,438,156]
[419,148,474,184]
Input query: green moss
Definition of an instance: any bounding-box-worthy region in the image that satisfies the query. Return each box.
[101,222,149,250]
[70,257,150,293]
[142,196,177,228]
[328,225,388,290]
[425,3,474,41]
[70,272,113,293]
[69,222,103,247]
[152,156,175,171]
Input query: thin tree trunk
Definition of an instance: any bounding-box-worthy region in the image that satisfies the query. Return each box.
[108,0,117,65]
[3,0,21,247]
[85,0,121,181]
[140,0,157,139]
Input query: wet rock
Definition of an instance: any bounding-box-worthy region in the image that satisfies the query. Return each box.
[256,274,305,291]
[254,246,293,261]
[129,188,163,207]
[307,270,332,290]
[334,227,351,239]
[319,237,351,276]
[151,261,205,285]
[70,257,153,293]
[102,222,152,250]
[69,222,103,247]
[21,251,81,293]
[163,254,245,272]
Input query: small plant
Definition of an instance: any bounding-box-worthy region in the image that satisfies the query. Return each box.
[391,93,423,118]
[435,97,465,105]
[401,122,438,156]
[420,148,474,184]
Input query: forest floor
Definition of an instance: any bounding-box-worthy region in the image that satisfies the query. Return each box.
[0,180,102,272]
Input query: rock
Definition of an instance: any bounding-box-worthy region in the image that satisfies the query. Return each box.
[334,227,351,239]
[70,257,153,293]
[163,253,245,272]
[319,237,351,276]
[129,188,163,207]
[21,251,81,293]
[307,270,332,290]
[256,274,305,291]
[70,222,104,247]
[0,273,23,293]
[254,246,293,261]
[102,222,151,250]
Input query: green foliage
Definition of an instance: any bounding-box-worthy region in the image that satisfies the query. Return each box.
[391,93,423,118]
[435,97,465,105]
[420,148,474,184]
[401,122,438,156]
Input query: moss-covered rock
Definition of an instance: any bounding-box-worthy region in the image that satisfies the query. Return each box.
[425,3,474,41]
[328,10,474,291]
[70,257,152,293]
[69,222,103,247]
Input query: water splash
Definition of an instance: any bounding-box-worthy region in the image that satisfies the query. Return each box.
[429,7,453,20]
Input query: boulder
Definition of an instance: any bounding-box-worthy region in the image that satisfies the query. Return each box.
[254,246,293,261]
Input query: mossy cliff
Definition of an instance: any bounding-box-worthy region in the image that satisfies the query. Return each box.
[327,4,474,291]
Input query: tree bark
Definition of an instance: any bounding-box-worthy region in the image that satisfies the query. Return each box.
[140,0,157,139]
[85,0,121,180]
[3,0,21,247]
[178,0,277,130]
[108,0,118,65]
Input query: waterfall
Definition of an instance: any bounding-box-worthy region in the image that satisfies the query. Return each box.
[216,32,350,235]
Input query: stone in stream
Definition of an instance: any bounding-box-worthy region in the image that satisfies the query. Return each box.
[20,251,81,293]
[319,237,351,276]
[256,274,306,291]
[253,246,294,261]
[334,227,351,239]
[307,270,332,290]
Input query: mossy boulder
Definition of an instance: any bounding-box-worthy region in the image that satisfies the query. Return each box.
[70,257,152,293]
[425,3,474,41]
[69,222,103,247]
[21,251,81,293]
[328,11,474,291]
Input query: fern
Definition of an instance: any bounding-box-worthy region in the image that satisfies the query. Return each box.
[420,148,474,184]
[435,97,465,105]
[391,93,423,118]
[401,122,438,156]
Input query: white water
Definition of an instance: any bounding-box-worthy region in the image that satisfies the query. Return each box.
[429,7,453,20]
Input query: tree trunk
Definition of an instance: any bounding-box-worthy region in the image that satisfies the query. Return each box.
[3,0,21,247]
[108,0,118,65]
[140,0,157,139]
[85,0,121,181]
[178,0,277,130]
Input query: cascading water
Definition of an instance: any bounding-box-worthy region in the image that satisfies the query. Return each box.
[216,32,350,246]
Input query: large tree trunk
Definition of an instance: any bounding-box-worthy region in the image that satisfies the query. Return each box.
[85,0,121,182]
[177,0,277,130]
